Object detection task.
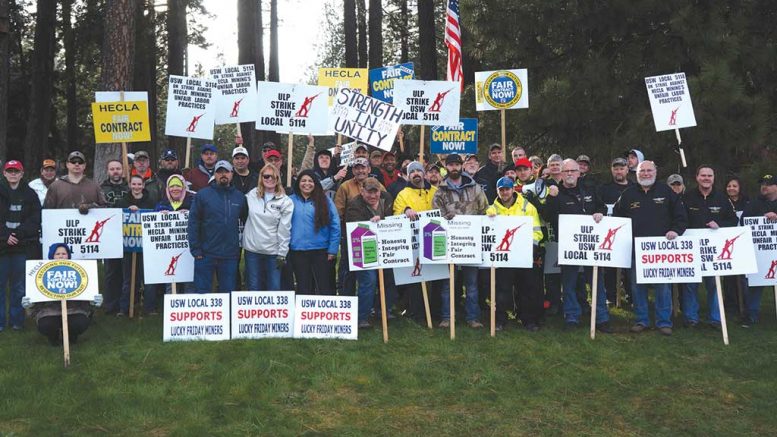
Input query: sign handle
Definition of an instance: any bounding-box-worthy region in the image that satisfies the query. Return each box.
[118,91,130,181]
[675,128,687,168]
[61,300,71,368]
[774,285,777,319]
[421,281,432,329]
[129,253,137,318]
[287,133,294,188]
[171,282,177,295]
[419,126,426,166]
[673,286,680,318]
[337,133,342,147]
[398,128,405,153]
[490,265,496,337]
[714,275,729,345]
[449,263,455,340]
[378,268,389,343]
[590,266,599,340]
[615,268,622,309]
[500,109,507,157]
[184,136,192,170]
[235,121,242,140]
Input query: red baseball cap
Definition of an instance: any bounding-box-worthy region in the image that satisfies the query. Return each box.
[4,160,23,172]
[265,150,282,159]
[514,157,533,169]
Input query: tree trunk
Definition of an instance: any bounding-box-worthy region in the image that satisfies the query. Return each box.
[343,0,357,68]
[22,0,56,166]
[356,0,367,68]
[238,0,265,153]
[268,0,278,81]
[0,0,9,162]
[133,0,157,159]
[399,0,408,63]
[417,0,437,80]
[368,0,382,68]
[62,0,79,156]
[167,0,187,155]
[96,0,136,183]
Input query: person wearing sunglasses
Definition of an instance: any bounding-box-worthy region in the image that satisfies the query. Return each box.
[43,151,106,213]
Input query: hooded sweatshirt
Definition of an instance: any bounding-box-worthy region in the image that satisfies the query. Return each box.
[44,175,107,209]
[242,187,294,256]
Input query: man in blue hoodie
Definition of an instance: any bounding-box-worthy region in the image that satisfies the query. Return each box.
[188,160,247,293]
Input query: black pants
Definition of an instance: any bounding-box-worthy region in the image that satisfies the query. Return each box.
[103,258,123,314]
[289,249,333,295]
[603,267,631,304]
[496,267,543,325]
[37,314,90,345]
[544,273,562,311]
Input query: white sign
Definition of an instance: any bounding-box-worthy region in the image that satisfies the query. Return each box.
[644,72,697,132]
[557,215,632,268]
[418,215,482,265]
[163,293,230,342]
[684,227,758,276]
[388,210,450,285]
[480,215,534,268]
[25,260,99,303]
[328,88,403,151]
[209,64,258,124]
[634,236,702,284]
[230,291,294,339]
[742,217,777,286]
[95,91,148,103]
[543,242,561,274]
[474,69,529,111]
[329,141,355,168]
[41,209,123,260]
[346,218,414,271]
[392,79,460,126]
[164,75,217,139]
[141,211,195,284]
[293,295,357,340]
[255,81,329,134]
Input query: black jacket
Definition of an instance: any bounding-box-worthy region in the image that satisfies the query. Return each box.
[116,189,157,210]
[684,187,738,229]
[543,183,606,235]
[741,195,777,223]
[232,170,260,195]
[598,180,636,206]
[0,184,42,254]
[100,179,129,208]
[614,183,687,237]
[475,160,504,203]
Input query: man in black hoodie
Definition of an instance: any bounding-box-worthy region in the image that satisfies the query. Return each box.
[99,159,128,315]
[475,143,506,203]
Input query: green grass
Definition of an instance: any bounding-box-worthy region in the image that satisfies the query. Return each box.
[1,303,776,436]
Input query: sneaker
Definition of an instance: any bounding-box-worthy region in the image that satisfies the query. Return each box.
[685,320,699,329]
[596,323,614,334]
[741,318,755,328]
[12,325,22,331]
[495,323,504,332]
[658,327,673,336]
[358,320,372,329]
[147,311,159,316]
[524,323,540,332]
[629,323,647,333]
[438,319,450,329]
[467,320,484,329]
[709,321,721,330]
[116,313,125,318]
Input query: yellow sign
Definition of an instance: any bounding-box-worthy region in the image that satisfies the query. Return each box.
[318,68,369,105]
[91,100,151,143]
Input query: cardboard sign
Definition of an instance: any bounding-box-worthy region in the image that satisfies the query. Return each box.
[329,141,355,168]
[369,62,414,103]
[293,295,357,340]
[480,215,534,268]
[634,236,702,284]
[255,81,330,134]
[164,75,217,140]
[91,100,151,143]
[475,69,529,111]
[328,88,403,151]
[163,293,230,342]
[418,215,482,265]
[123,208,152,253]
[742,217,777,286]
[684,227,758,276]
[346,218,414,271]
[543,242,561,274]
[393,79,461,126]
[557,215,632,268]
[430,118,478,154]
[388,210,450,285]
[644,72,697,131]
[25,260,99,303]
[209,64,258,124]
[42,209,124,260]
[141,211,195,284]
[230,291,294,339]
[318,67,369,105]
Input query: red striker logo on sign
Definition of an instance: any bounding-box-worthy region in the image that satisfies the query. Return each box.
[428,89,453,113]
[84,216,114,243]
[496,225,524,252]
[165,252,184,276]
[598,224,624,251]
[765,259,777,279]
[230,98,243,118]
[717,233,743,260]
[294,93,322,118]
[185,114,204,132]
[668,107,679,126]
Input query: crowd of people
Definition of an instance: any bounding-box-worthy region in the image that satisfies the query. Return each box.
[1,137,775,343]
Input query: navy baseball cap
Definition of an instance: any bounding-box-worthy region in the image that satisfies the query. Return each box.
[201,144,217,154]
[161,149,178,160]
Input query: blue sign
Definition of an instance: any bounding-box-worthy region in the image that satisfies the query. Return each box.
[368,63,414,103]
[430,118,479,154]
[123,208,153,253]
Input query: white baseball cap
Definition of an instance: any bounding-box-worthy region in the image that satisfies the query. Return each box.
[232,146,249,158]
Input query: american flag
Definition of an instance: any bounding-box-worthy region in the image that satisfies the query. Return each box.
[445,0,463,90]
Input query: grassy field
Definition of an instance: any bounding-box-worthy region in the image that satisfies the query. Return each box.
[1,302,776,436]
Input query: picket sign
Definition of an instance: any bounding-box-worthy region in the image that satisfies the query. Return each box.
[645,72,696,167]
[742,216,777,319]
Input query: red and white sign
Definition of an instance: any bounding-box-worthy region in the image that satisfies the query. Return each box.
[163,293,230,342]
[209,64,258,124]
[293,295,357,340]
[255,81,330,134]
[41,209,124,260]
[644,72,697,132]
[557,215,632,268]
[742,216,777,286]
[141,211,195,284]
[634,236,702,284]
[164,75,217,139]
[480,215,534,268]
[684,227,758,276]
[230,291,294,339]
[392,79,461,127]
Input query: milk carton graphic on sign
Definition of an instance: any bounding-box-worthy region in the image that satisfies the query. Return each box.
[351,224,378,268]
[423,220,447,261]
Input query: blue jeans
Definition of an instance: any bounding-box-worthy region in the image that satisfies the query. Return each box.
[193,256,238,293]
[561,265,609,324]
[356,270,377,321]
[681,277,720,323]
[440,266,480,322]
[630,266,672,328]
[0,253,26,328]
[244,251,281,291]
[745,286,765,322]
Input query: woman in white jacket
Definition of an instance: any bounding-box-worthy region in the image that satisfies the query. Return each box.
[242,164,294,291]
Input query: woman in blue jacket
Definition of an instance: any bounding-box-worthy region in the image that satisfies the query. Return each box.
[289,170,340,294]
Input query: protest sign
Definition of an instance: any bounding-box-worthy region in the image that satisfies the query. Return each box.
[480,215,534,268]
[644,72,697,132]
[42,209,123,260]
[328,88,403,151]
[393,80,461,126]
[634,236,702,284]
[141,211,195,284]
[430,118,478,154]
[163,293,230,342]
[329,140,355,168]
[684,227,758,276]
[123,208,152,253]
[389,210,450,285]
[95,91,148,102]
[369,62,414,103]
[557,215,632,268]
[293,295,358,340]
[346,218,414,271]
[209,64,258,124]
[543,242,561,274]
[475,69,529,111]
[418,215,482,265]
[25,260,99,303]
[318,67,369,105]
[91,100,150,143]
[255,81,330,134]
[230,291,295,339]
[742,217,777,286]
[164,75,217,140]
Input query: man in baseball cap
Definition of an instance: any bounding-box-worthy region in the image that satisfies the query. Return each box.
[667,173,685,195]
[231,146,257,194]
[187,144,219,192]
[741,172,777,326]
[28,159,57,205]
[44,151,106,212]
